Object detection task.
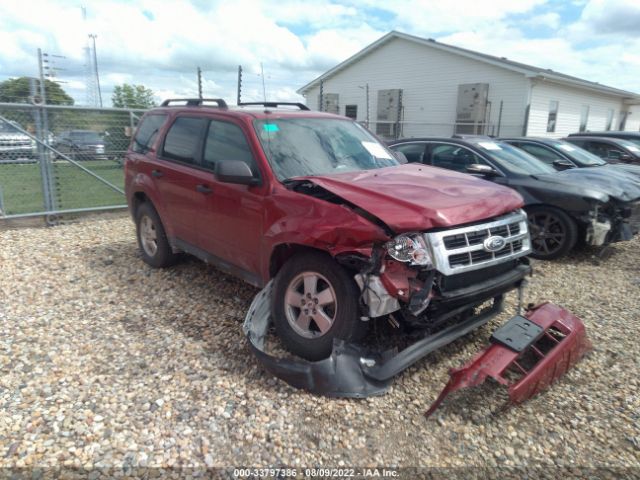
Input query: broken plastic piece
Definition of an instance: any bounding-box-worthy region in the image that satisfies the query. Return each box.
[425,302,591,417]
[244,280,506,397]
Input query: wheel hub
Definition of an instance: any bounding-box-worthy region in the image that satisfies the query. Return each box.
[284,272,337,339]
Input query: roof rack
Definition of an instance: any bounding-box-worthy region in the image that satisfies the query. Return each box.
[238,102,310,111]
[160,98,228,108]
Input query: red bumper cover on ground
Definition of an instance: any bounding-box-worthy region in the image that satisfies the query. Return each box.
[426,302,591,417]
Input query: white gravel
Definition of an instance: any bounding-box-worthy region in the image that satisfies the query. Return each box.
[1,214,639,472]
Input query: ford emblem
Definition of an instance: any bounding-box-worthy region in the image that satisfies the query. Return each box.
[484,235,506,252]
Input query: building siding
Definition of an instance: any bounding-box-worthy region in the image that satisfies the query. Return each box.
[526,80,626,138]
[302,37,529,137]
[625,105,640,132]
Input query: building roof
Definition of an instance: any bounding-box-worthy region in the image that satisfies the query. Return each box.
[298,31,640,101]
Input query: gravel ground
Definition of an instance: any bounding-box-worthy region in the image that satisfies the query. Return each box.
[1,215,639,474]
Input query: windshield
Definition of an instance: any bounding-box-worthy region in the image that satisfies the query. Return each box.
[474,140,556,175]
[553,141,606,166]
[253,118,399,180]
[616,138,640,152]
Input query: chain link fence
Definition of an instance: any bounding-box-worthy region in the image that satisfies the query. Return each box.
[0,103,146,221]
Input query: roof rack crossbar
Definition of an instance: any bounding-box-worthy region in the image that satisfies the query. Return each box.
[161,98,228,108]
[238,101,310,111]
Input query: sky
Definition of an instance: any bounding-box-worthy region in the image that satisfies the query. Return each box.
[0,0,639,107]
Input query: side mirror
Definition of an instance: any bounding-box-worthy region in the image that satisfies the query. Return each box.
[466,163,498,176]
[215,160,259,186]
[552,159,575,170]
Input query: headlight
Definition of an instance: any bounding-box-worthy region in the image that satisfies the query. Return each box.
[385,233,432,267]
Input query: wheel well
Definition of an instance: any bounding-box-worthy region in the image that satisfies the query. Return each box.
[269,244,329,278]
[132,191,149,216]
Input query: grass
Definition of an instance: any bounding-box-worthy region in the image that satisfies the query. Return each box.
[0,159,125,215]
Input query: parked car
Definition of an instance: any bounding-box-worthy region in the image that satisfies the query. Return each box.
[54,130,107,160]
[500,137,640,179]
[567,131,640,148]
[388,136,640,260]
[563,136,640,164]
[0,119,36,161]
[125,99,534,367]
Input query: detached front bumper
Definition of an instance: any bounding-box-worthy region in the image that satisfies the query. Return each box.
[244,284,590,409]
[245,280,508,398]
[425,302,591,417]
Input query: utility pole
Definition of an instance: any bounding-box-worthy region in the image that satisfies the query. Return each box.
[197,67,203,99]
[89,34,102,107]
[260,63,266,102]
[237,65,242,105]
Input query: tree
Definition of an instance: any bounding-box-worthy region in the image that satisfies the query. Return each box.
[0,77,74,105]
[111,84,156,109]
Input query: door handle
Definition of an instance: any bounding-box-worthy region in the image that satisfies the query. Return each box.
[196,184,213,194]
[151,169,164,178]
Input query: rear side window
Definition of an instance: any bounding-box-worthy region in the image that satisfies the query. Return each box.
[391,143,426,163]
[517,143,563,165]
[203,120,256,173]
[431,144,486,172]
[132,114,167,153]
[162,117,206,164]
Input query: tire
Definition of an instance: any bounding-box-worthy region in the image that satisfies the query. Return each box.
[135,202,177,268]
[272,252,364,361]
[526,205,578,260]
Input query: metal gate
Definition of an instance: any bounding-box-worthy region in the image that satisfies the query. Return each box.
[0,103,146,222]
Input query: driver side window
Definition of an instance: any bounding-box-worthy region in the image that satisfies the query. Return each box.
[430,144,486,172]
[203,120,256,173]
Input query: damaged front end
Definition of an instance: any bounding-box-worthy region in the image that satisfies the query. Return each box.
[584,200,640,246]
[425,302,591,417]
[243,208,590,412]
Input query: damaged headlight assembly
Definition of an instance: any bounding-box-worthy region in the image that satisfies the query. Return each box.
[385,233,433,267]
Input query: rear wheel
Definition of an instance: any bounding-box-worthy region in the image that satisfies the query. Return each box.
[272,252,363,361]
[527,206,578,260]
[135,202,177,268]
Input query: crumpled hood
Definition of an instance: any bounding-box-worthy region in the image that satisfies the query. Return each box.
[297,163,524,232]
[537,167,640,203]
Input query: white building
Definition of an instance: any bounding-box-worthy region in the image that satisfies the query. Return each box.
[297,31,640,139]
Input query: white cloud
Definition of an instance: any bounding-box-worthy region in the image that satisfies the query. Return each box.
[0,0,638,107]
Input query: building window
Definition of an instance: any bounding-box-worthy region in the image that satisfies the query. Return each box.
[605,109,614,131]
[546,101,559,133]
[579,105,590,133]
[619,111,628,131]
[345,105,358,120]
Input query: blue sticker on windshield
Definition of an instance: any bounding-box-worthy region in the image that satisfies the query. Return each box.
[263,123,279,132]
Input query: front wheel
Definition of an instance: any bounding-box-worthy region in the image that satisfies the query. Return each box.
[527,206,578,260]
[135,202,177,268]
[272,252,364,361]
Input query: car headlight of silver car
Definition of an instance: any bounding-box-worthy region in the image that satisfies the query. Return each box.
[385,233,433,267]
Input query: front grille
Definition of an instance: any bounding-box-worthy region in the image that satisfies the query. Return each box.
[425,210,531,275]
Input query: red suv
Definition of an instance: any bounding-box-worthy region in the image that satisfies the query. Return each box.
[125,99,532,363]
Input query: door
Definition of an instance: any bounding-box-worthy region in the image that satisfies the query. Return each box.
[153,116,208,243]
[196,118,265,281]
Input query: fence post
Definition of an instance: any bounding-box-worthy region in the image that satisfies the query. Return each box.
[30,78,56,214]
